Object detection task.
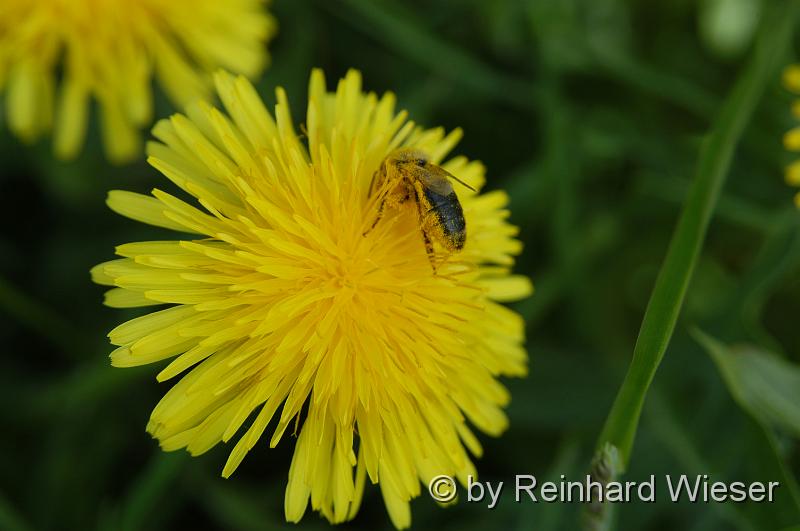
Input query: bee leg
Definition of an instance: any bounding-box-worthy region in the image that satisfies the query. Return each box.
[365,179,411,236]
[411,186,438,272]
[363,194,387,236]
[420,227,437,273]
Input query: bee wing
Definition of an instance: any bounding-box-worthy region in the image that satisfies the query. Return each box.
[429,164,477,192]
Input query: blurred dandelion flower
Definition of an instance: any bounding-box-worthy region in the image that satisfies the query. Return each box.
[783,64,800,204]
[91,69,532,528]
[0,0,275,163]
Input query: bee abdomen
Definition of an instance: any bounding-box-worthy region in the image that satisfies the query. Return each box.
[424,189,466,250]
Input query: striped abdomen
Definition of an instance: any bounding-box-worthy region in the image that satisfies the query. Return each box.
[424,188,466,250]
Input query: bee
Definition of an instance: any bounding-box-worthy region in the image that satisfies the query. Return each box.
[363,148,476,271]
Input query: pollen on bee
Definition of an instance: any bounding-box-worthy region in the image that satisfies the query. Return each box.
[364,148,469,270]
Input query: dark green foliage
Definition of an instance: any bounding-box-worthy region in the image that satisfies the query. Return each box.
[0,0,798,529]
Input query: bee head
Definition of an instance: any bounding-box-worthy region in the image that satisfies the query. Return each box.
[391,148,429,167]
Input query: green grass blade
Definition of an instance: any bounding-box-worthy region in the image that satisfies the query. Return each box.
[595,2,798,470]
[119,453,187,531]
[0,493,33,531]
[694,331,800,525]
[0,274,85,359]
[696,331,800,439]
[327,0,539,109]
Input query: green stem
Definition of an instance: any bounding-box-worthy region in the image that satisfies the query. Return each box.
[595,2,798,470]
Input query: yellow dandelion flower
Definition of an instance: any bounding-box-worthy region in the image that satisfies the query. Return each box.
[0,0,275,163]
[782,64,800,205]
[91,68,532,528]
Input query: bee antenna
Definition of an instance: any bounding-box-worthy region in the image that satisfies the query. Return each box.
[443,169,477,192]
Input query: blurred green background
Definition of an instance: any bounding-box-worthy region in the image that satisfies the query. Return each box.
[1,0,799,529]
